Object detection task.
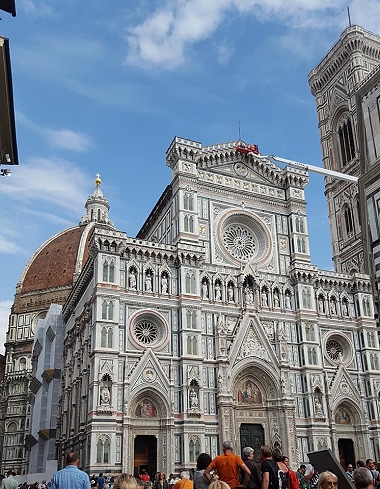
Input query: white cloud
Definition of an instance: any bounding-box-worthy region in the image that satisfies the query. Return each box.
[0,157,89,214]
[0,301,12,356]
[0,235,23,254]
[125,0,361,68]
[16,112,92,152]
[18,0,55,17]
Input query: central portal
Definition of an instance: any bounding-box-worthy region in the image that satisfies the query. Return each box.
[134,435,157,478]
[240,424,264,460]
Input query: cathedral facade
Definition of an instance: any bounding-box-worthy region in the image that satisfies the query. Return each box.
[57,137,379,475]
[1,25,380,479]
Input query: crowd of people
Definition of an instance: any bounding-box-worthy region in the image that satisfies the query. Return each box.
[1,445,380,489]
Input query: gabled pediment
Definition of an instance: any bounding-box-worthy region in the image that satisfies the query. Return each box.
[128,348,170,397]
[330,364,361,407]
[228,313,279,370]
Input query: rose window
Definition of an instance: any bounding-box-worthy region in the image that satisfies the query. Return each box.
[222,225,256,261]
[134,320,158,345]
[326,339,343,361]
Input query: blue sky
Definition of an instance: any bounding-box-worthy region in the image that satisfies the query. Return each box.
[0,0,379,354]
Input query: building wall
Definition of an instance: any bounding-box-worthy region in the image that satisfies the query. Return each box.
[58,138,380,475]
[308,25,380,275]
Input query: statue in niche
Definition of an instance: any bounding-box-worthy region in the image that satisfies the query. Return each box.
[237,380,262,404]
[228,285,234,302]
[273,291,280,308]
[202,282,208,299]
[342,301,349,316]
[330,299,337,315]
[215,283,221,301]
[101,385,111,405]
[135,399,157,418]
[129,270,137,289]
[314,388,324,417]
[161,275,168,294]
[145,274,152,292]
[244,287,253,305]
[189,389,199,409]
[261,290,268,307]
[285,293,291,310]
[318,296,325,313]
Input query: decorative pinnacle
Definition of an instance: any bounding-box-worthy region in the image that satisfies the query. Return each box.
[95,173,101,186]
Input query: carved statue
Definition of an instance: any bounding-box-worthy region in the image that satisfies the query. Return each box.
[228,285,234,302]
[189,389,199,409]
[129,271,137,289]
[145,275,152,292]
[101,385,110,405]
[261,290,268,307]
[215,283,221,301]
[161,276,168,294]
[202,282,208,299]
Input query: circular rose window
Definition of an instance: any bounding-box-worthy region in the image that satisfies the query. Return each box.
[129,311,168,350]
[218,211,271,265]
[134,320,158,345]
[326,339,343,361]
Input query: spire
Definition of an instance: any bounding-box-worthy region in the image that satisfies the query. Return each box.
[80,174,114,227]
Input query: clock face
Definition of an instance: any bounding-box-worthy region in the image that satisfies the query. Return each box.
[218,211,272,265]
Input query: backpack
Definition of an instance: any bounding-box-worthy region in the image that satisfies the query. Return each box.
[267,460,288,489]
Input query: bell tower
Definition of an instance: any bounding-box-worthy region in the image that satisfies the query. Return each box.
[308,25,380,273]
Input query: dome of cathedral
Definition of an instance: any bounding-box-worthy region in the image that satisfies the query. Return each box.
[19,225,91,294]
[12,176,115,314]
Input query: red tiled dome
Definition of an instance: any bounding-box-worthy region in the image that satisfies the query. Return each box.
[20,225,91,294]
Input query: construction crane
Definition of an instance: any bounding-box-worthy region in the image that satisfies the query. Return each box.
[235,143,358,183]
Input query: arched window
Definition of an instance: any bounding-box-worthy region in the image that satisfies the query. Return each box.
[102,301,107,320]
[338,117,355,166]
[184,193,194,211]
[96,436,111,464]
[344,205,354,235]
[101,327,107,347]
[108,301,114,320]
[296,217,304,233]
[107,328,113,348]
[103,262,109,282]
[189,437,201,462]
[101,301,114,320]
[109,262,115,282]
[185,271,196,294]
[187,336,197,355]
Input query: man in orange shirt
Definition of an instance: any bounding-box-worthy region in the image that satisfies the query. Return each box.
[204,441,251,489]
[173,471,193,489]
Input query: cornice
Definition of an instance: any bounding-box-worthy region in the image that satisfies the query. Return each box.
[309,25,380,96]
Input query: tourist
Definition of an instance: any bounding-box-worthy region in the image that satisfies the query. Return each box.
[98,474,106,489]
[114,474,137,489]
[346,465,354,480]
[140,472,150,483]
[260,445,280,489]
[154,473,168,489]
[1,471,18,489]
[172,471,193,489]
[354,468,375,489]
[242,447,261,489]
[51,452,91,489]
[317,472,338,489]
[193,453,212,489]
[204,440,251,489]
[209,482,231,489]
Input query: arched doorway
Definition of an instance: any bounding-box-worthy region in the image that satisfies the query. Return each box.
[240,424,264,460]
[134,435,157,478]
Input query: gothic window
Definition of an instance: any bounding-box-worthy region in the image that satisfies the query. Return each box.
[19,357,26,370]
[103,262,108,282]
[96,436,111,464]
[184,193,194,211]
[185,271,196,294]
[97,209,101,221]
[362,296,371,317]
[343,205,354,235]
[302,288,311,309]
[296,217,305,233]
[326,339,343,361]
[297,237,306,253]
[186,310,197,329]
[189,436,201,463]
[187,336,197,355]
[338,117,355,166]
[305,324,315,342]
[101,327,113,348]
[184,215,194,232]
[101,301,114,320]
[367,331,376,348]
